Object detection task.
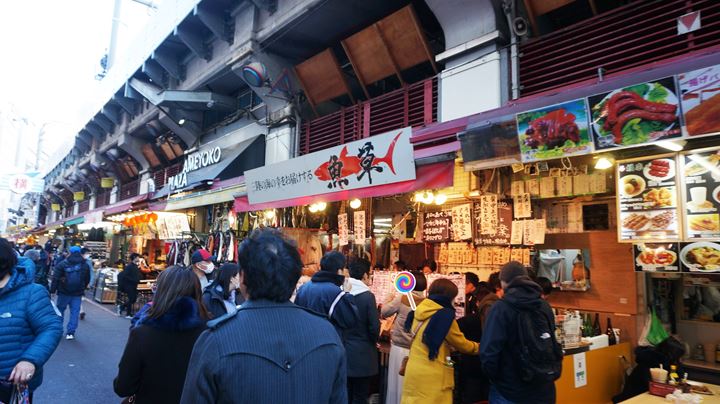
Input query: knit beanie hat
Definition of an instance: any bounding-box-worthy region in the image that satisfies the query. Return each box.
[499,261,527,283]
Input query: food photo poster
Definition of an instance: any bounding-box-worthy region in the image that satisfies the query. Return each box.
[589,76,682,151]
[679,64,720,137]
[680,147,720,240]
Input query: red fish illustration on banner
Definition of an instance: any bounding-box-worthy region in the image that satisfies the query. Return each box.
[314,132,401,187]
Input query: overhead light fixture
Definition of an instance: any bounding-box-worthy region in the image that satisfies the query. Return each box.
[349,199,361,209]
[264,209,275,219]
[434,193,448,205]
[316,202,327,211]
[178,118,186,126]
[657,139,686,152]
[308,204,318,213]
[413,192,423,203]
[594,157,614,170]
[421,191,434,205]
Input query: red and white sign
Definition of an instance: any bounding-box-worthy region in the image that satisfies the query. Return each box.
[678,11,701,35]
[245,127,416,204]
[9,174,32,194]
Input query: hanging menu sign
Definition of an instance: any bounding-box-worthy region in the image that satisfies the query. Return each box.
[617,155,681,242]
[338,213,349,246]
[475,200,512,246]
[451,204,473,241]
[354,211,366,243]
[680,147,720,240]
[634,243,680,272]
[423,211,451,242]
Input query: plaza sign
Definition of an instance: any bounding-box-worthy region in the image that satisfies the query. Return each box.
[168,146,222,191]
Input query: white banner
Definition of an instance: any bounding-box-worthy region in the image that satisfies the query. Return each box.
[245,127,416,204]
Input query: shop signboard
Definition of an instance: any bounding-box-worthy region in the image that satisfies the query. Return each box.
[633,243,680,272]
[0,172,44,194]
[516,99,593,162]
[245,127,415,204]
[51,204,61,212]
[450,204,473,241]
[156,214,191,240]
[589,77,682,151]
[616,154,681,243]
[422,211,451,243]
[168,146,222,191]
[679,64,720,137]
[474,199,512,246]
[679,147,720,240]
[679,241,720,273]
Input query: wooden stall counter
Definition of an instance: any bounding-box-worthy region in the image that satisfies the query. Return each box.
[620,383,720,403]
[556,342,632,403]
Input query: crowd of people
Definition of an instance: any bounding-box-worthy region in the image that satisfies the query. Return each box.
[0,229,564,403]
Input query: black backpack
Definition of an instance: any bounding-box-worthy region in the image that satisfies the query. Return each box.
[511,302,563,383]
[62,263,85,294]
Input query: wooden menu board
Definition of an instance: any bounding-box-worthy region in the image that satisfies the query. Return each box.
[616,154,681,242]
[680,147,720,241]
[474,200,513,246]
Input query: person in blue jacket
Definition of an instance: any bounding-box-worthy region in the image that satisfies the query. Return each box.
[0,237,63,402]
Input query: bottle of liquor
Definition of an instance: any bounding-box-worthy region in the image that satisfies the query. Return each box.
[606,317,617,345]
[592,313,602,336]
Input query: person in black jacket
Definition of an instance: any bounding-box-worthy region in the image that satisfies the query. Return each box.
[114,265,209,404]
[117,254,142,319]
[50,246,90,340]
[345,258,380,404]
[202,263,245,319]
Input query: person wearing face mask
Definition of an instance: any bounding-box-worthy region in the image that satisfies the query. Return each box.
[202,263,245,318]
[190,249,214,291]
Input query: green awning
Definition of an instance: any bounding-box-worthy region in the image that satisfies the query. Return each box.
[64,217,85,226]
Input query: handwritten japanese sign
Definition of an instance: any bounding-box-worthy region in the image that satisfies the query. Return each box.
[475,200,513,246]
[479,195,498,235]
[423,211,452,242]
[338,213,349,246]
[513,193,532,218]
[245,127,416,204]
[354,211,366,243]
[451,204,473,241]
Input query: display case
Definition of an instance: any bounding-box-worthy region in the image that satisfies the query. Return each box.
[93,268,119,304]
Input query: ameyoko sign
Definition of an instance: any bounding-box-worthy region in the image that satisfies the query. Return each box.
[246,127,416,204]
[168,146,222,191]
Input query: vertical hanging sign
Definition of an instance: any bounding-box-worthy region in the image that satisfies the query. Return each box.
[338,213,349,246]
[354,211,366,244]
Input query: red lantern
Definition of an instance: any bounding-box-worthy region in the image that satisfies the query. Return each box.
[149,212,158,223]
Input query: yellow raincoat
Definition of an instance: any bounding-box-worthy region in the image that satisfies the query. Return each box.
[400,298,479,404]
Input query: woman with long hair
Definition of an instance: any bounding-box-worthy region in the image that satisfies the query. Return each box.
[401,279,479,404]
[114,266,209,404]
[203,263,244,318]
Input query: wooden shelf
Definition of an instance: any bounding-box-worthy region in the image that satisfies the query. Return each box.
[679,320,720,328]
[683,359,720,372]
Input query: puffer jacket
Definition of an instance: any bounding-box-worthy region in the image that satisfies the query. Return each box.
[295,271,359,338]
[0,265,63,391]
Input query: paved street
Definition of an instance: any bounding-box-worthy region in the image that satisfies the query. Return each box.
[34,297,129,403]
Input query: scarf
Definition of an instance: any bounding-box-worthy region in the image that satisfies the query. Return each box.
[404,294,456,360]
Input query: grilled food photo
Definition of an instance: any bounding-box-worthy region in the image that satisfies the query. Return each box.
[651,211,674,230]
[689,214,720,232]
[623,213,650,230]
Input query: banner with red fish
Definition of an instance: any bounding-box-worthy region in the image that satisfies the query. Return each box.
[516,98,593,162]
[245,127,416,204]
[589,76,682,150]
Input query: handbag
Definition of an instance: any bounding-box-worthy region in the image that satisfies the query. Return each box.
[398,321,424,376]
[7,384,30,404]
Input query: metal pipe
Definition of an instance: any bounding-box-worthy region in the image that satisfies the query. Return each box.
[107,0,123,70]
[503,0,520,100]
[129,0,157,9]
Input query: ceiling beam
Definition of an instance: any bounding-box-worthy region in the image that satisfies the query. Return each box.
[152,48,184,81]
[102,105,122,126]
[194,5,231,44]
[142,60,166,87]
[94,114,114,133]
[85,123,105,138]
[174,26,211,61]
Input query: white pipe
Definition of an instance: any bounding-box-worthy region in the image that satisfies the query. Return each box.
[107,0,123,70]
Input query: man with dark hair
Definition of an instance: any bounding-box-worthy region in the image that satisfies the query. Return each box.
[392,260,407,271]
[345,259,380,404]
[478,272,502,327]
[180,228,347,404]
[480,261,562,403]
[117,253,142,319]
[465,272,480,316]
[420,259,437,275]
[536,277,554,300]
[295,251,359,338]
[50,246,91,340]
[79,247,94,320]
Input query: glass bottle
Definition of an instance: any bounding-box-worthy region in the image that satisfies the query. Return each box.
[606,317,617,345]
[592,313,602,336]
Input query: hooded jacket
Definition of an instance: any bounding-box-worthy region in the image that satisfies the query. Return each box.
[114,297,206,404]
[295,271,359,338]
[477,292,500,328]
[0,265,63,391]
[480,276,557,403]
[344,278,380,378]
[49,252,90,296]
[202,283,245,319]
[401,299,478,404]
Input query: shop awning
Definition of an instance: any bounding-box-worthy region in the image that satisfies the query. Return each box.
[234,160,454,212]
[153,135,264,199]
[163,185,246,212]
[103,194,151,216]
[64,217,85,226]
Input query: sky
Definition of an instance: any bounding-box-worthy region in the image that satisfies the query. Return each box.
[0,0,158,173]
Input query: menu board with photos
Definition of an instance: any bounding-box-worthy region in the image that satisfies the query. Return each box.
[680,147,720,240]
[474,200,513,246]
[617,155,681,242]
[679,241,720,273]
[634,243,680,272]
[423,211,452,242]
[678,64,720,137]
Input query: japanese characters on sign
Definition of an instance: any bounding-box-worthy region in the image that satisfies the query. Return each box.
[245,127,415,204]
[513,193,532,218]
[679,64,720,137]
[423,211,452,243]
[475,200,512,246]
[479,195,498,235]
[451,204,473,241]
[338,213,349,246]
[617,155,681,242]
[680,148,720,240]
[354,211,366,244]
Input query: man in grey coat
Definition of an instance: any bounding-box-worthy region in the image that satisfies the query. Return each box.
[180,228,347,404]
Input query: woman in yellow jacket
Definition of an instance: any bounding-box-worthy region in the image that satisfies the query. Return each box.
[401,278,479,404]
